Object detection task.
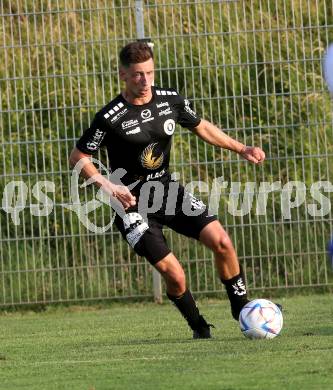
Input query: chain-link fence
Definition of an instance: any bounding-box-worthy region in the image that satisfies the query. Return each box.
[1,0,333,306]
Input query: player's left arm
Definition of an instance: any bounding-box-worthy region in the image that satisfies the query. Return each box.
[191,119,265,164]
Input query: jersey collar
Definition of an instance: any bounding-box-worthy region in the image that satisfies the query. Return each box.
[119,87,156,108]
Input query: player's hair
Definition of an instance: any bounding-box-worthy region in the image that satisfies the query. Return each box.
[119,41,154,67]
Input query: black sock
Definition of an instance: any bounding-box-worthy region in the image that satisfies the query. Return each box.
[167,289,203,330]
[221,267,249,320]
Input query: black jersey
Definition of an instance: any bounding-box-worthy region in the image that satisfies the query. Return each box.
[76,86,201,184]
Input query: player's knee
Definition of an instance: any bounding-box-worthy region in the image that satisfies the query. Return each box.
[165,270,186,293]
[168,276,186,294]
[173,272,186,290]
[212,234,234,255]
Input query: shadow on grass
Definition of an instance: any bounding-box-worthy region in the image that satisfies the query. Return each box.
[107,335,240,346]
[302,327,333,336]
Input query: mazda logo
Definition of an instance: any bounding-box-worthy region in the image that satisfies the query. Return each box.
[141,109,151,119]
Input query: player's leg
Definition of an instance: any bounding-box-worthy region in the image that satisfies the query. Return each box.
[199,220,249,320]
[153,252,186,296]
[114,211,212,338]
[154,252,213,338]
[165,184,248,321]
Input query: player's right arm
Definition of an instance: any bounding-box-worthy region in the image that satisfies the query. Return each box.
[69,147,136,209]
[69,115,136,209]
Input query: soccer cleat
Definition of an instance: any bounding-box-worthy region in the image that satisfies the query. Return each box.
[192,315,215,339]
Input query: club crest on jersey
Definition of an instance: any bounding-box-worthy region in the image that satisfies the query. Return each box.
[164,119,175,135]
[140,143,164,170]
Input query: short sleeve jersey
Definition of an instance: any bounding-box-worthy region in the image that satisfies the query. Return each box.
[76,86,201,183]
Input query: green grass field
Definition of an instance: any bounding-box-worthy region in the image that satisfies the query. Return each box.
[0,294,332,390]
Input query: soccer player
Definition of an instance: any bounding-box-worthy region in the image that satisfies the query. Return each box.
[69,41,266,338]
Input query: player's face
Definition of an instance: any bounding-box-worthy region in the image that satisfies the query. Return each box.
[120,58,154,99]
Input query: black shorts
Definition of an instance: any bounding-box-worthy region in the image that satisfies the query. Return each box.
[114,176,217,265]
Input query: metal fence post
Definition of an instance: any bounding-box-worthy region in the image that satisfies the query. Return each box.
[135,0,163,304]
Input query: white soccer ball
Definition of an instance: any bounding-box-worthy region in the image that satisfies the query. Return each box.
[239,299,283,339]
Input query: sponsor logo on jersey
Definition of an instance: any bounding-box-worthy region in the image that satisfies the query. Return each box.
[126,127,141,135]
[142,117,154,123]
[164,119,175,135]
[158,108,173,116]
[122,119,139,129]
[156,102,169,109]
[103,102,124,119]
[184,99,197,118]
[140,143,164,170]
[141,109,151,119]
[110,108,128,123]
[86,129,105,151]
[146,169,166,181]
[141,109,154,123]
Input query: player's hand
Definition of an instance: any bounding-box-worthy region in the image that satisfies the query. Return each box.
[240,146,265,164]
[111,184,136,209]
